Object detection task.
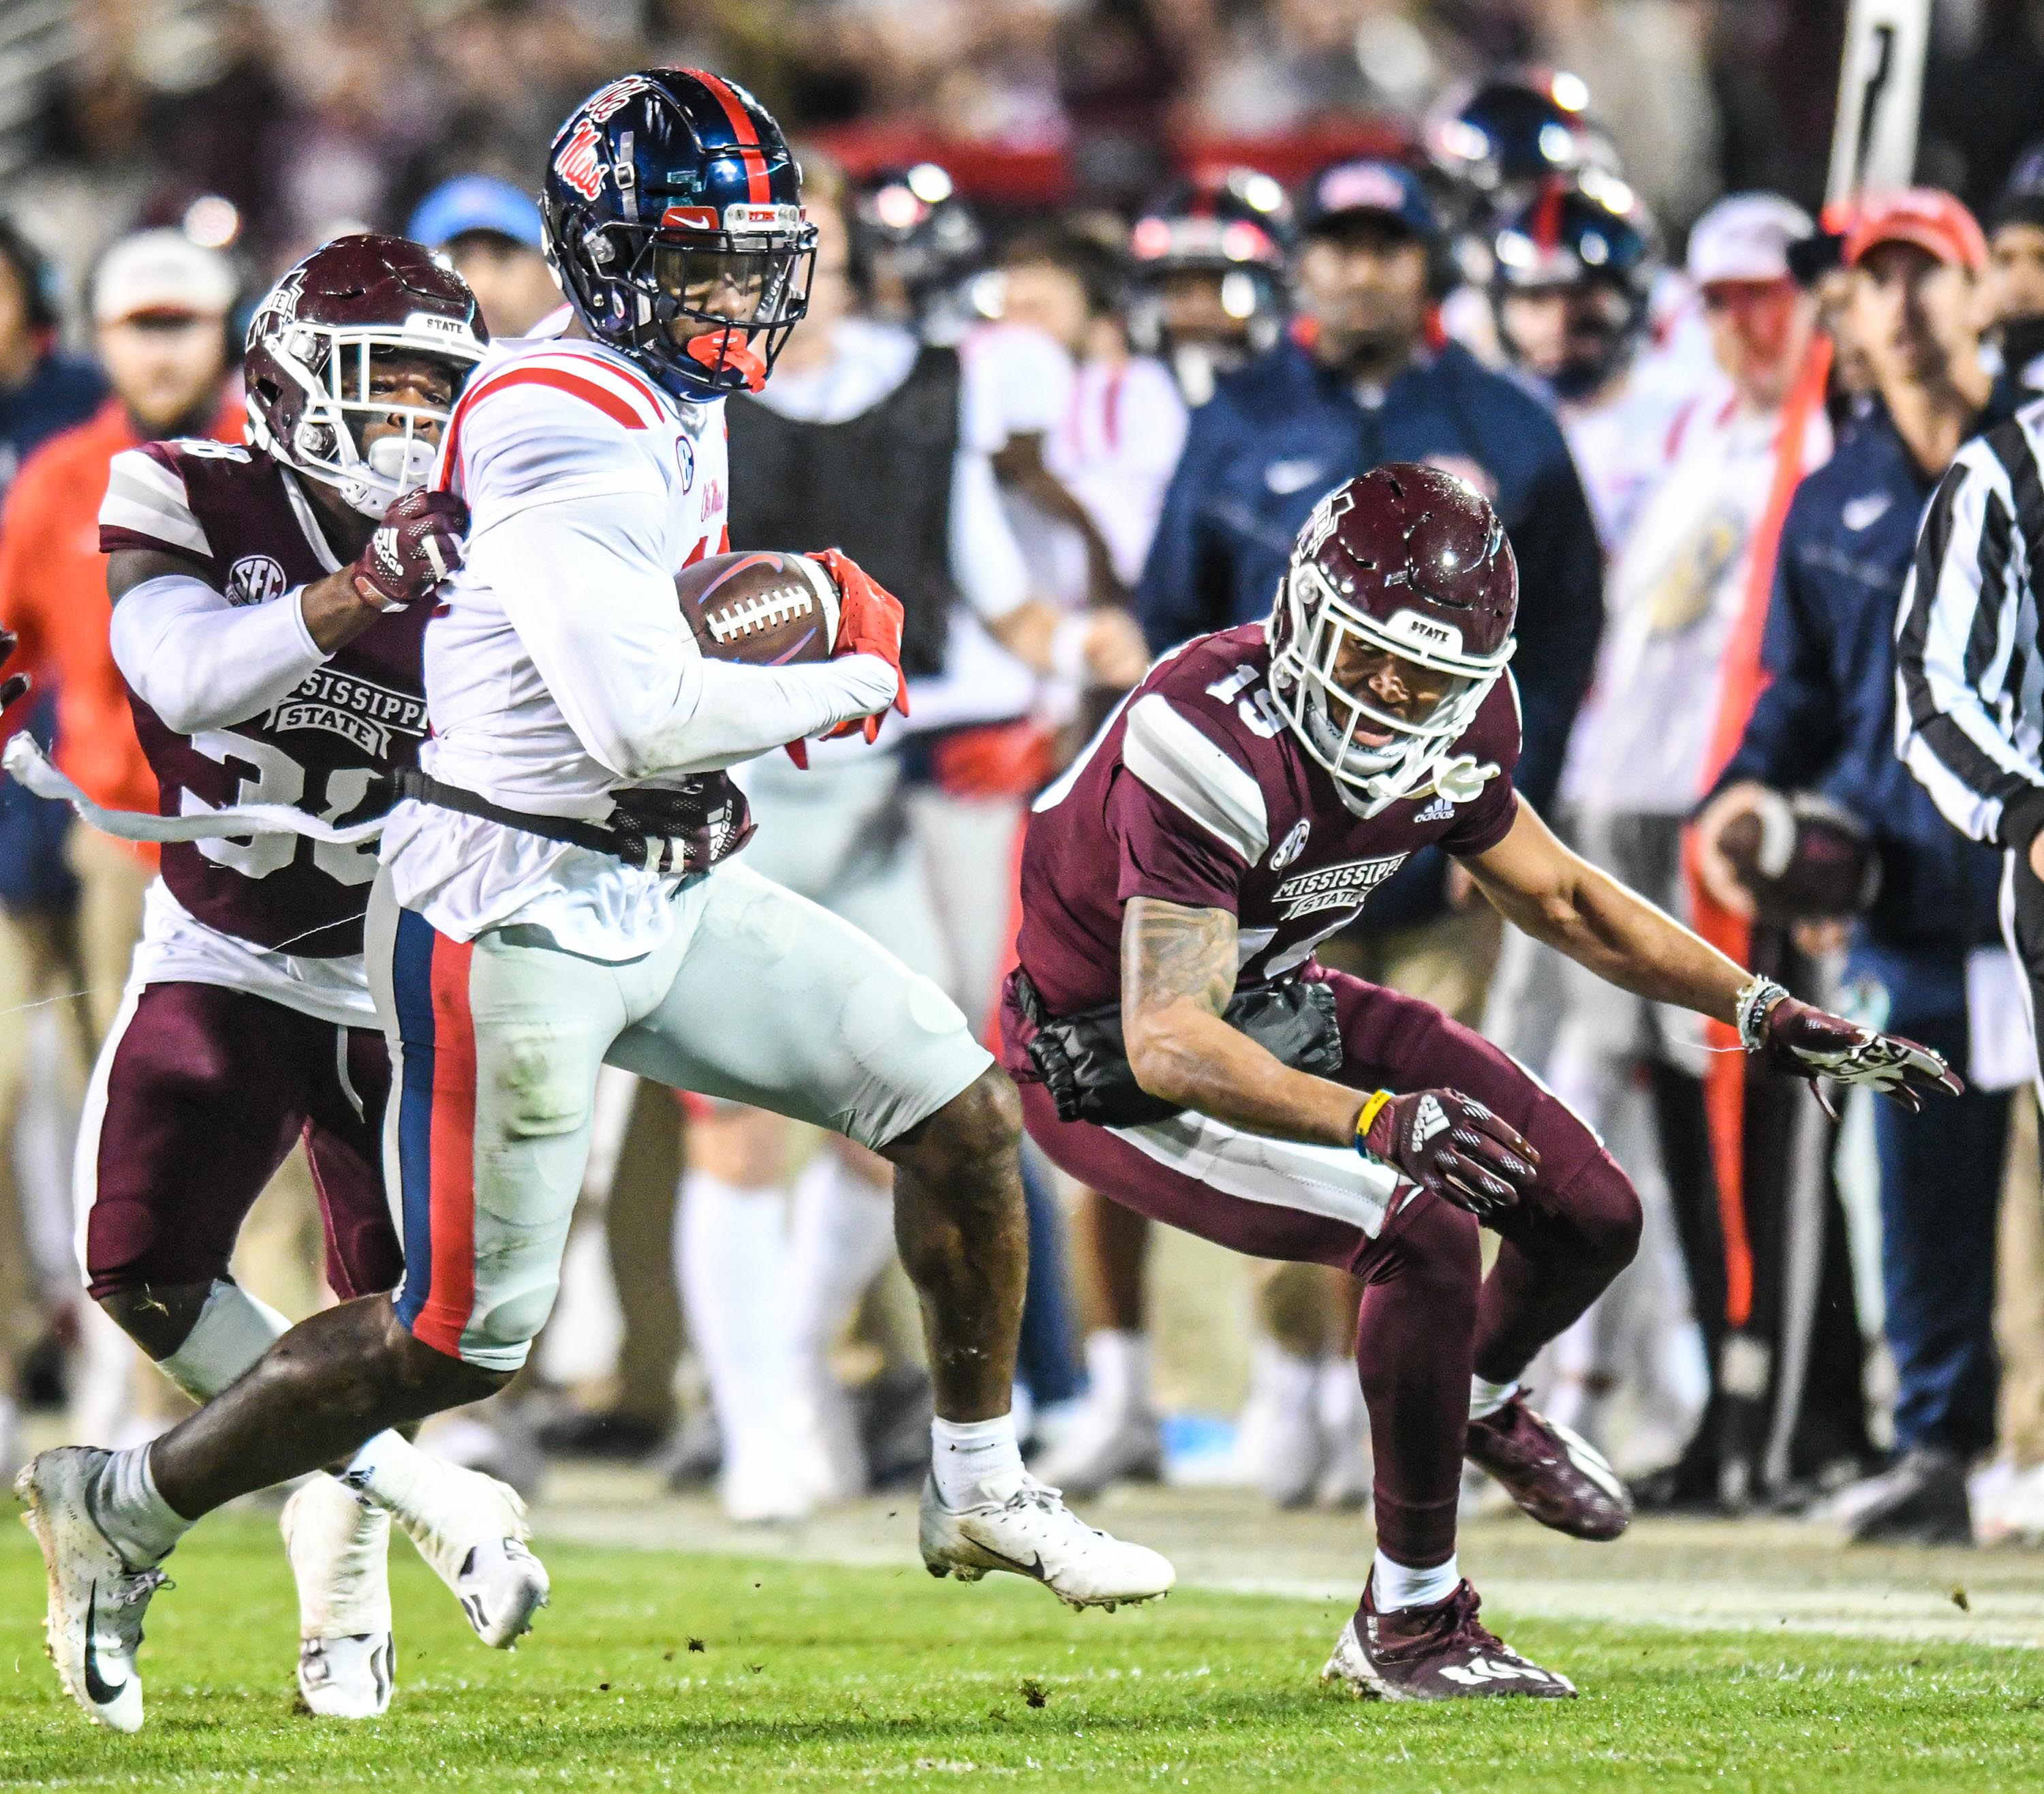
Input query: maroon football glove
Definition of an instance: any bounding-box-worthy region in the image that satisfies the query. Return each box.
[0,628,28,713]
[1742,978,1963,1117]
[350,489,469,614]
[1356,1087,1540,1220]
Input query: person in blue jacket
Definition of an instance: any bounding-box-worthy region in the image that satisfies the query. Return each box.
[1137,156,1604,938]
[1697,191,2014,1545]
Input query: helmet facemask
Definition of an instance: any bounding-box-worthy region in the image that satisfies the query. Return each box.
[254,321,482,517]
[1271,560,1511,816]
[561,207,816,397]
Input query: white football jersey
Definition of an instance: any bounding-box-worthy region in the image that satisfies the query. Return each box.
[379,328,732,957]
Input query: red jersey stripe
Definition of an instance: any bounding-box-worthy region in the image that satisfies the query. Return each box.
[687,67,771,204]
[417,933,479,1359]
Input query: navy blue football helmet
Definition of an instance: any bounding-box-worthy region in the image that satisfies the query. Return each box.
[540,68,818,401]
[1426,73,1622,217]
[1489,175,1660,399]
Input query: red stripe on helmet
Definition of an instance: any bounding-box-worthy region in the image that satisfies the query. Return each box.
[685,68,771,205]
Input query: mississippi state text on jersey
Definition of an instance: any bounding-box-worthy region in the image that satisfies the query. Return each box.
[99,439,429,956]
[1009,622,1523,1027]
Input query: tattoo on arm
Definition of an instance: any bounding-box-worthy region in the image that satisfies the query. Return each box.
[1122,897,1237,1022]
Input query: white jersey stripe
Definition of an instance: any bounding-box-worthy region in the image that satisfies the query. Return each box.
[1121,692,1271,865]
[101,457,213,557]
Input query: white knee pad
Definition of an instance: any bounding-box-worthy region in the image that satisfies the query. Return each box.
[157,1279,292,1402]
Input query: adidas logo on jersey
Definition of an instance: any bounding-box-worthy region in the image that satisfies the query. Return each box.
[1414,795,1456,823]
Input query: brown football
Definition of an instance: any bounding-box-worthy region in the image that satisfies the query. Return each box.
[1717,789,1880,925]
[675,551,839,666]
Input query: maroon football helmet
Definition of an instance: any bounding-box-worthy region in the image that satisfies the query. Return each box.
[1270,464,1517,813]
[245,234,487,518]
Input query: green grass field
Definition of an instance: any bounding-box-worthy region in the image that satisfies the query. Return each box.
[3,1514,2042,1791]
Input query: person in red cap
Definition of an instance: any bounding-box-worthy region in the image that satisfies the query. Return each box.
[1701,187,2016,1542]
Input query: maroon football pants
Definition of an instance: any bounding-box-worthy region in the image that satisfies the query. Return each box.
[82,979,402,1305]
[1015,968,1642,1566]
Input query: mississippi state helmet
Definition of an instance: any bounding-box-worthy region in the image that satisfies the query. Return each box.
[541,68,817,400]
[244,234,486,519]
[1490,175,1660,397]
[1270,465,1517,814]
[1127,168,1294,394]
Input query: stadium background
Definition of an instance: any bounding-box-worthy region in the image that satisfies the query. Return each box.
[4,0,2044,1633]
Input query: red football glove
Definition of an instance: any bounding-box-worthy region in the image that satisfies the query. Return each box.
[350,489,469,614]
[1357,1087,1540,1220]
[0,628,29,713]
[814,547,908,743]
[1743,978,1963,1117]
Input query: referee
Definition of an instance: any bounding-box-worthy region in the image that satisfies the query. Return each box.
[1896,391,2044,1076]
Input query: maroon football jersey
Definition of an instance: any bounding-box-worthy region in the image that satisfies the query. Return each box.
[99,440,429,956]
[1015,622,1522,1017]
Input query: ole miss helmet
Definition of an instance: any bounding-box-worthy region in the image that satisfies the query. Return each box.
[1426,72,1622,217]
[1489,175,1660,397]
[245,234,486,518]
[1271,465,1517,815]
[541,68,818,401]
[1127,168,1294,395]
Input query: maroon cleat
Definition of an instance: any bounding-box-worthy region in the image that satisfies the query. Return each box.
[1321,1579,1576,1701]
[1467,1393,1632,1541]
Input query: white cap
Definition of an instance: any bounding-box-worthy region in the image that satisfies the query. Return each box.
[93,230,236,325]
[1686,192,1813,286]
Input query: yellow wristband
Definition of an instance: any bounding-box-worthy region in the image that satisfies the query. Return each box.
[1355,1089,1395,1144]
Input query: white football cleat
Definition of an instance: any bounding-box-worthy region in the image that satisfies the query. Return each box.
[918,1473,1175,1610]
[281,1476,394,1718]
[375,1455,550,1649]
[14,1447,170,1733]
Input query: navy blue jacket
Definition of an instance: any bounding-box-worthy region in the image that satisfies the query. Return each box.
[1136,335,1603,927]
[1715,401,2003,1026]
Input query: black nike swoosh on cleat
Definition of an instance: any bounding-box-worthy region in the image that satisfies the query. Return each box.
[82,1585,127,1707]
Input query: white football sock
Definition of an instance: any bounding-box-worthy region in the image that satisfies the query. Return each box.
[1469,1376,1519,1421]
[91,1444,191,1566]
[787,1154,895,1372]
[338,1427,437,1519]
[1316,1354,1363,1439]
[155,1280,289,1401]
[1083,1330,1153,1424]
[931,1413,1024,1509]
[1371,1549,1459,1613]
[679,1174,801,1483]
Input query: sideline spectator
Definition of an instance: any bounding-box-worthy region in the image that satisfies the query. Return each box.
[0,229,241,1046]
[1701,191,2011,1543]
[407,175,561,338]
[1983,151,2044,405]
[0,215,106,1479]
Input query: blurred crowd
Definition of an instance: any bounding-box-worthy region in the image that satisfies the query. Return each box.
[6,0,2044,1554]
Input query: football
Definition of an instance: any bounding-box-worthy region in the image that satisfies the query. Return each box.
[1717,789,1880,925]
[675,550,840,666]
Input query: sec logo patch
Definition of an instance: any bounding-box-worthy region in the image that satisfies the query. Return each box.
[674,433,696,494]
[228,555,288,606]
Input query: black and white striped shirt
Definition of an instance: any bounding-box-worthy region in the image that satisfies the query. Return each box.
[1895,396,2044,853]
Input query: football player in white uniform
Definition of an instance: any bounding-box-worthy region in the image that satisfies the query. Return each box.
[16,69,1171,1735]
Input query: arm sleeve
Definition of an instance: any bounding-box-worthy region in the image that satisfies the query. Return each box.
[1714,507,1840,797]
[1499,439,1604,811]
[108,572,327,734]
[474,493,897,779]
[1895,439,2044,850]
[1136,404,1235,655]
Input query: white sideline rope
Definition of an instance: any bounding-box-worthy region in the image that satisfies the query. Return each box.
[3,731,386,848]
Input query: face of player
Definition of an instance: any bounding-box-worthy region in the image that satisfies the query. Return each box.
[1986,222,2044,329]
[446,234,560,339]
[1496,279,1630,391]
[1849,241,1979,396]
[1295,217,1429,377]
[97,312,228,434]
[350,348,460,459]
[1699,277,1812,411]
[0,258,35,386]
[1331,638,1455,743]
[1813,263,1878,401]
[1000,259,1091,358]
[1157,269,1252,350]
